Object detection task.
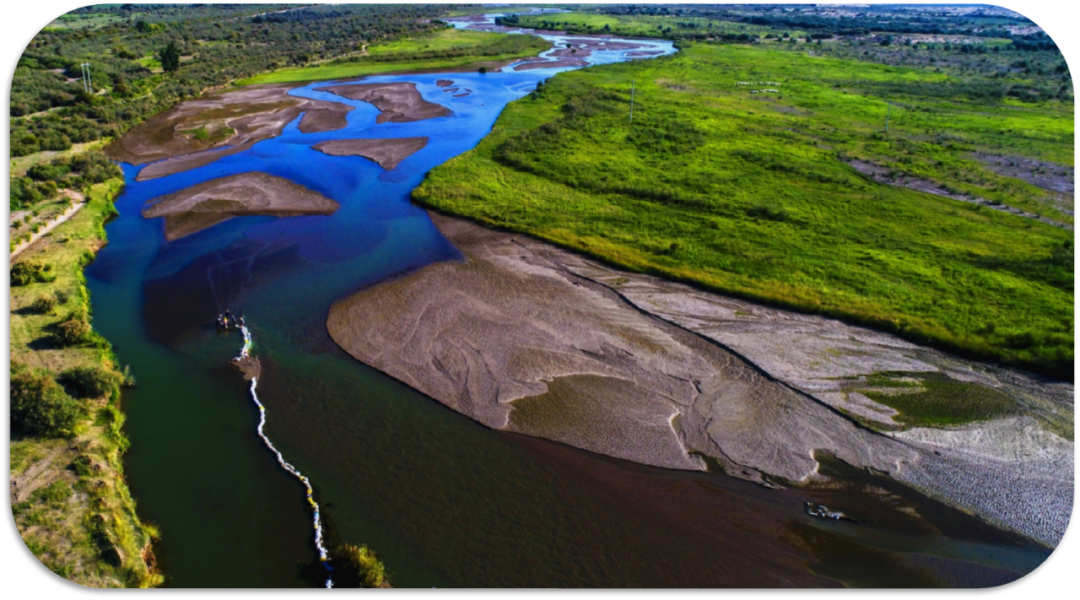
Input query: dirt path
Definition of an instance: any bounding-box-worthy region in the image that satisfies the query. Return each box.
[10,444,69,505]
[10,189,85,260]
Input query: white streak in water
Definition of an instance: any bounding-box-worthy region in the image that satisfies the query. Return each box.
[237,325,333,588]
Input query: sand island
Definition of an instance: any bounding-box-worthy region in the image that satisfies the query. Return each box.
[314,82,452,123]
[141,172,339,241]
[312,137,429,170]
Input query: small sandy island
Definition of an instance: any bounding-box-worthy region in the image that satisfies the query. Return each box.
[315,82,451,123]
[142,172,339,241]
[328,212,1073,547]
[312,137,428,170]
[107,84,353,181]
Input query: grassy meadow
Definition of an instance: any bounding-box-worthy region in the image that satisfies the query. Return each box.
[413,42,1074,377]
[512,10,804,39]
[238,28,551,85]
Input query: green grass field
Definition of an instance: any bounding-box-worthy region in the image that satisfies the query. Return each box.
[238,28,551,85]
[413,42,1074,377]
[513,10,802,39]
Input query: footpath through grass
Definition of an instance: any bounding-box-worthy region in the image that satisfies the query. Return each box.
[10,179,162,587]
[413,42,1074,377]
[238,28,552,85]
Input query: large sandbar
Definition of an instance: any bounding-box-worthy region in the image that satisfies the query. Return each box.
[327,212,1072,546]
[142,172,339,241]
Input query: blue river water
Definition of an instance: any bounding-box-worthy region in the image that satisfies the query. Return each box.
[83,19,1046,588]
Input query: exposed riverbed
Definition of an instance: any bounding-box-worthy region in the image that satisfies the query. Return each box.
[87,13,1058,587]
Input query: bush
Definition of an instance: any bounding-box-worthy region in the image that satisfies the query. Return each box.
[10,366,85,438]
[332,544,388,588]
[55,317,92,347]
[746,203,792,222]
[31,294,58,314]
[10,261,57,286]
[58,366,122,399]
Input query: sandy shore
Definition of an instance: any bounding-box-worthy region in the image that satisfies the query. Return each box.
[142,172,339,241]
[312,137,428,170]
[106,84,353,181]
[327,212,1073,547]
[315,82,451,124]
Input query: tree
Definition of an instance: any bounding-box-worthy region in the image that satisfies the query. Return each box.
[159,41,181,72]
[10,364,85,438]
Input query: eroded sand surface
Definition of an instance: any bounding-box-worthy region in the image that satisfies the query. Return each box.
[328,213,1073,546]
[315,82,451,124]
[107,84,353,181]
[142,172,339,241]
[312,137,428,170]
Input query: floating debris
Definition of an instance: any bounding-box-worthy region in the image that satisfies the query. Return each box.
[804,502,847,520]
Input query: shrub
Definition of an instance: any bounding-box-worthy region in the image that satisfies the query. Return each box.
[10,367,85,438]
[31,294,58,314]
[10,260,57,286]
[746,203,791,222]
[332,544,388,588]
[58,366,122,399]
[55,317,92,347]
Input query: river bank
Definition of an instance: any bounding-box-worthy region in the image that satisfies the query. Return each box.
[328,211,1072,548]
[9,179,161,587]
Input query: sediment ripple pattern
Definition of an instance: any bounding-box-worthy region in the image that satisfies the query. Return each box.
[237,325,333,588]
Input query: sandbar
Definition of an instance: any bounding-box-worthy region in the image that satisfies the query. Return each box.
[142,172,339,241]
[515,58,588,71]
[327,212,1073,546]
[106,84,353,181]
[315,82,451,124]
[312,137,428,170]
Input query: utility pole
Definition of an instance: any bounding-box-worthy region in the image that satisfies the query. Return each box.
[629,79,635,123]
[885,102,891,134]
[80,63,87,92]
[85,63,92,93]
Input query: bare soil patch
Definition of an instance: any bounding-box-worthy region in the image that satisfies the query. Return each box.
[141,171,338,241]
[312,137,428,170]
[315,82,451,123]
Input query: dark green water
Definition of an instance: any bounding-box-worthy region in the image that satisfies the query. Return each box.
[83,28,1050,588]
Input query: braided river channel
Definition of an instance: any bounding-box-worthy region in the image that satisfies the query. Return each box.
[85,13,1050,588]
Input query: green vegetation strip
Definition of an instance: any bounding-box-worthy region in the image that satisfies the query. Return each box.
[413,43,1073,377]
[238,28,551,85]
[859,373,1019,428]
[10,179,162,587]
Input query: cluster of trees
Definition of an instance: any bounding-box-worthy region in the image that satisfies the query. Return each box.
[10,151,122,210]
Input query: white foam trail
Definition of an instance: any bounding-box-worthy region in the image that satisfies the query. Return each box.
[237,325,333,588]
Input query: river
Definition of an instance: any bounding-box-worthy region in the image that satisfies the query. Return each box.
[84,13,1048,588]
